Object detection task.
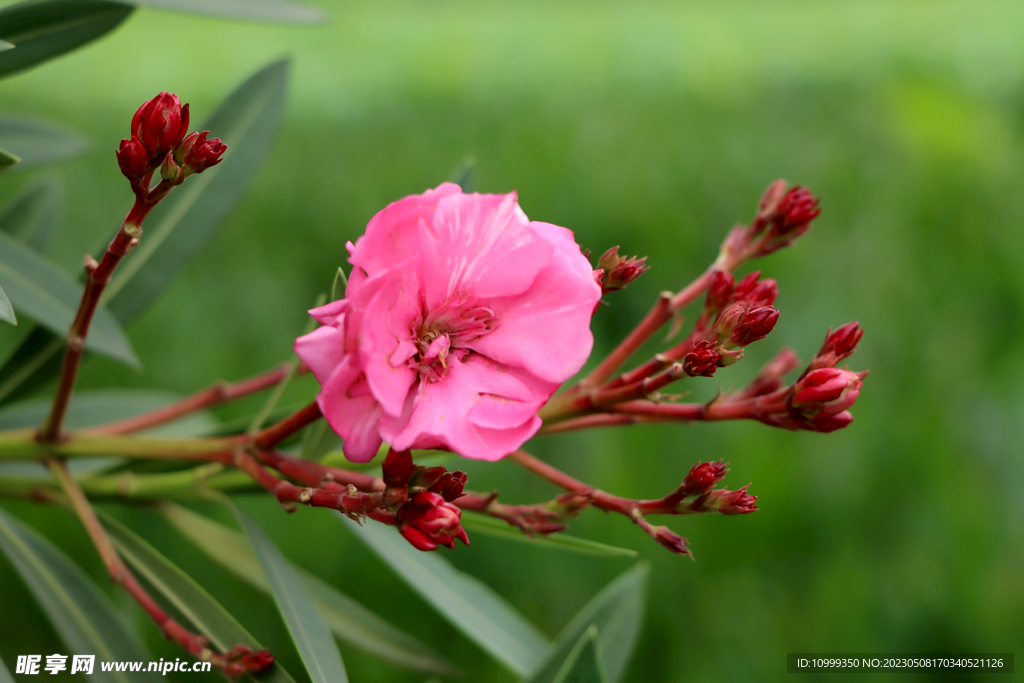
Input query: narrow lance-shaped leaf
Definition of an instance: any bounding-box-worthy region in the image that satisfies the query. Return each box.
[98,511,299,683]
[0,1,133,79]
[0,175,63,253]
[0,40,13,52]
[0,507,157,683]
[0,229,139,366]
[0,148,18,173]
[160,503,460,676]
[0,654,15,683]
[340,514,551,676]
[125,0,323,24]
[0,287,14,324]
[551,627,609,683]
[459,511,638,558]
[104,59,291,324]
[233,505,349,683]
[524,563,648,683]
[0,118,87,169]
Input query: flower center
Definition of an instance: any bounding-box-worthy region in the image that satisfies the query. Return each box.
[412,298,498,381]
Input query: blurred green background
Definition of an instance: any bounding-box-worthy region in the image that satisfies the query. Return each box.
[1,0,1022,680]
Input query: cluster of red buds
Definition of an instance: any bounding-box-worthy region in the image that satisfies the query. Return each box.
[381,449,469,551]
[734,322,867,433]
[218,646,276,677]
[680,269,780,376]
[718,180,822,264]
[115,93,226,203]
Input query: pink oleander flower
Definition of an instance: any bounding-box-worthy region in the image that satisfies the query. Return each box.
[295,183,601,462]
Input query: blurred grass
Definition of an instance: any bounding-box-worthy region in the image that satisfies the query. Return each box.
[1,0,1023,681]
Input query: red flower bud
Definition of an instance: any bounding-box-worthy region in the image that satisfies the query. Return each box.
[731,270,762,300]
[730,306,779,346]
[115,137,148,181]
[131,92,189,160]
[745,279,778,308]
[776,186,821,232]
[239,650,275,673]
[714,485,758,515]
[180,130,226,175]
[596,246,648,293]
[705,270,734,310]
[382,448,414,488]
[802,410,855,432]
[649,525,691,555]
[428,470,467,502]
[398,491,469,551]
[818,321,862,361]
[791,367,863,417]
[681,460,728,495]
[682,340,721,377]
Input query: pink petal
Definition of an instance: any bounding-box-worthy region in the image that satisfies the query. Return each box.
[380,354,547,461]
[358,269,421,417]
[416,191,553,309]
[349,183,462,275]
[317,356,383,462]
[469,245,600,383]
[308,298,347,327]
[294,326,347,386]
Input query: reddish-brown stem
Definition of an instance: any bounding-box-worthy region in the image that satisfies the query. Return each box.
[252,401,322,450]
[612,331,700,389]
[95,362,304,435]
[577,291,674,390]
[254,449,384,493]
[454,492,568,535]
[45,459,256,672]
[233,450,394,524]
[539,413,647,434]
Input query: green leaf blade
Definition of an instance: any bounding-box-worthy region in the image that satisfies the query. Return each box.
[105,59,290,324]
[160,503,460,676]
[0,118,86,169]
[100,512,299,683]
[0,175,64,252]
[128,0,323,23]
[0,507,158,683]
[552,627,609,683]
[233,506,349,683]
[0,230,138,366]
[0,0,132,79]
[524,563,648,683]
[0,286,14,324]
[340,514,550,675]
[0,654,16,683]
[0,148,19,173]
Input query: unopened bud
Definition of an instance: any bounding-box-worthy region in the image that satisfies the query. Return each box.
[180,130,226,176]
[776,186,821,233]
[115,137,148,181]
[597,246,648,293]
[791,367,864,417]
[758,179,788,218]
[714,485,758,515]
[681,460,728,496]
[814,321,862,368]
[730,306,779,346]
[382,448,414,488]
[159,152,181,183]
[649,525,691,555]
[131,92,189,160]
[705,270,734,311]
[428,470,467,502]
[731,271,762,300]
[682,340,721,377]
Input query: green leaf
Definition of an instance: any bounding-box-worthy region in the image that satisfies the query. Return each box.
[103,59,290,324]
[460,512,638,558]
[0,286,13,324]
[523,563,648,683]
[0,39,13,52]
[0,654,15,683]
[0,389,217,435]
[100,512,299,683]
[161,503,460,676]
[551,627,608,683]
[0,175,63,252]
[340,514,550,675]
[0,229,139,366]
[127,0,322,23]
[0,148,18,173]
[0,0,132,79]
[0,118,87,169]
[233,505,349,683]
[0,507,157,683]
